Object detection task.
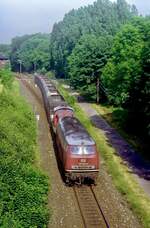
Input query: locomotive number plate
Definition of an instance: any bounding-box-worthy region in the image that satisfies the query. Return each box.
[80,159,86,163]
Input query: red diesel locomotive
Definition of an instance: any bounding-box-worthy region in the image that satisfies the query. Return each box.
[34,74,99,184]
[56,116,99,184]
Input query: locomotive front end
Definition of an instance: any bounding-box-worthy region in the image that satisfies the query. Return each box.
[65,144,99,184]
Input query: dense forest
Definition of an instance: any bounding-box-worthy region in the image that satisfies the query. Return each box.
[10,33,50,73]
[50,0,138,77]
[102,17,150,140]
[0,34,50,73]
[0,44,10,58]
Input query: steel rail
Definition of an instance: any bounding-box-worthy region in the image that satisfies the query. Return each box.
[73,186,110,228]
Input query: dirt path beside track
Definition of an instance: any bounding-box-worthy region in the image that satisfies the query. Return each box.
[18,76,141,228]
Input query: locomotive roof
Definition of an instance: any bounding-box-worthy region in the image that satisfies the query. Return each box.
[54,106,73,112]
[59,117,95,146]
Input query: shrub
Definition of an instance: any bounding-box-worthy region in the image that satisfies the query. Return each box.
[0,89,49,227]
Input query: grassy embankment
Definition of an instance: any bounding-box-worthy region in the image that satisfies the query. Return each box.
[0,69,49,227]
[92,104,149,158]
[57,82,150,228]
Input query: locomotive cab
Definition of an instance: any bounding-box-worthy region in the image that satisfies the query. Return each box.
[65,143,99,184]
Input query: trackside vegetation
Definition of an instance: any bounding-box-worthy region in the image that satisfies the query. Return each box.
[92,104,149,158]
[57,82,150,228]
[0,69,49,227]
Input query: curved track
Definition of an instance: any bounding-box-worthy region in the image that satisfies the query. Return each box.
[73,186,110,228]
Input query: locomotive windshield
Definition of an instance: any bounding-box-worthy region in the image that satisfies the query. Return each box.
[70,145,95,155]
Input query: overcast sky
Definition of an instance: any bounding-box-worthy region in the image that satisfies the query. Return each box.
[0,0,150,44]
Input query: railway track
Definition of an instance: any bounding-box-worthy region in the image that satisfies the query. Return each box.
[73,186,110,228]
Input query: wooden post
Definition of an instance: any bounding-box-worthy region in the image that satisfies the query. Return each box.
[96,76,100,104]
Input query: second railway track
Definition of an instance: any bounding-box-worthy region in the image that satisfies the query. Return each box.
[73,185,110,228]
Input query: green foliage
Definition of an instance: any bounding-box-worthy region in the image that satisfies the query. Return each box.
[102,17,150,138]
[38,67,47,75]
[140,18,150,137]
[0,68,13,88]
[50,0,137,77]
[0,88,49,227]
[10,34,33,72]
[10,33,50,73]
[102,23,144,104]
[46,71,55,79]
[57,83,76,106]
[68,34,113,101]
[0,44,10,58]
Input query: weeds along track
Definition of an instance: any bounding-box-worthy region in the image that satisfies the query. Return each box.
[18,77,43,105]
[73,186,110,228]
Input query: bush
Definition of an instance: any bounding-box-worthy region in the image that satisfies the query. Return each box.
[0,67,13,88]
[0,89,49,227]
[46,71,55,79]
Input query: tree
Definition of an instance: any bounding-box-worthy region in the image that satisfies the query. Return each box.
[68,34,113,101]
[10,34,50,72]
[10,34,33,71]
[0,44,10,58]
[102,24,144,105]
[102,17,150,138]
[50,0,137,77]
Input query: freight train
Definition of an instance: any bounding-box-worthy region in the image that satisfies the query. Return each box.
[34,74,99,184]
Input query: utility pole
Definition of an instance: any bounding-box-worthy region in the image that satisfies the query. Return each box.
[18,59,22,74]
[34,61,36,73]
[94,71,100,104]
[96,76,100,104]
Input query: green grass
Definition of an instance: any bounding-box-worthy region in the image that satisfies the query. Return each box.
[0,84,3,93]
[57,82,150,228]
[0,71,49,227]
